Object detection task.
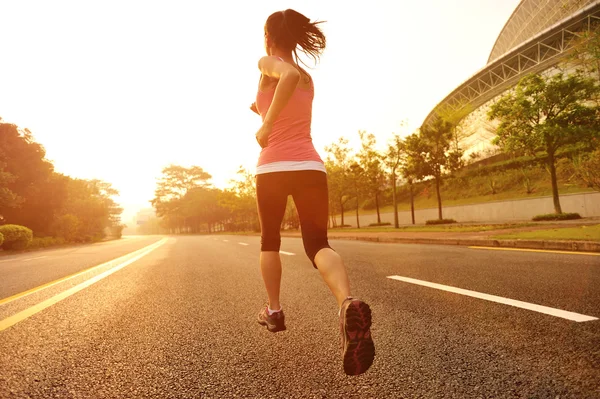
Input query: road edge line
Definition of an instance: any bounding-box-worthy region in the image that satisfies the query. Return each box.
[0,238,168,307]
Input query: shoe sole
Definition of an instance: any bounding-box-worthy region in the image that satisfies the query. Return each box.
[258,318,287,333]
[342,300,375,376]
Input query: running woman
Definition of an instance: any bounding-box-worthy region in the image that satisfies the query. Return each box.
[250,9,375,376]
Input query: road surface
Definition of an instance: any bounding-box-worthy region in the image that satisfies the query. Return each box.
[1,235,599,398]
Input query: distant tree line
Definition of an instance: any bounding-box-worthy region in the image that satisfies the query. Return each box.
[0,119,123,249]
[146,164,302,234]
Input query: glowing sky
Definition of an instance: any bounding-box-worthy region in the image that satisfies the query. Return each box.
[0,0,521,221]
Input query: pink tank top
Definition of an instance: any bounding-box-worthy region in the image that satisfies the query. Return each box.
[255,77,324,170]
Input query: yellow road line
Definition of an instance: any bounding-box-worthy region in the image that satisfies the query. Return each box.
[468,246,600,256]
[0,238,167,306]
[0,238,167,332]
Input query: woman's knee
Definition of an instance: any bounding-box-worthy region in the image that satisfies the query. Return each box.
[304,240,332,268]
[261,234,281,252]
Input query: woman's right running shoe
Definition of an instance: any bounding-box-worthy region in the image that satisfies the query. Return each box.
[339,298,375,375]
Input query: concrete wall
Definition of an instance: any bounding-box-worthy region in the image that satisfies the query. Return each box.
[334,191,600,226]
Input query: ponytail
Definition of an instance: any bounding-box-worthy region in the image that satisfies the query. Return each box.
[266,9,326,66]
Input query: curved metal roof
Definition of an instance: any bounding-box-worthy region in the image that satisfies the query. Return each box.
[488,0,596,63]
[422,2,600,128]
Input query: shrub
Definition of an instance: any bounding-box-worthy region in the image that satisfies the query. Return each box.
[368,222,392,227]
[51,214,80,242]
[572,149,600,191]
[108,225,125,239]
[520,167,537,194]
[27,237,67,249]
[426,219,457,225]
[0,224,33,250]
[0,232,3,247]
[532,213,581,221]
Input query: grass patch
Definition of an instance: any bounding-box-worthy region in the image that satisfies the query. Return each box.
[340,163,595,218]
[493,225,600,241]
[328,223,534,233]
[343,185,594,218]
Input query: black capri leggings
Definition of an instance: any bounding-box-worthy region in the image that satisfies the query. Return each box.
[256,170,333,267]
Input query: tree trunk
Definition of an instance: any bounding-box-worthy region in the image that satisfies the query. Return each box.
[328,201,334,228]
[375,192,381,224]
[340,198,345,227]
[392,172,399,228]
[435,175,443,220]
[355,193,360,229]
[547,151,562,214]
[409,181,415,225]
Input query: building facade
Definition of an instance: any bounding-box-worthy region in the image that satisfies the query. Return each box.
[423,0,600,159]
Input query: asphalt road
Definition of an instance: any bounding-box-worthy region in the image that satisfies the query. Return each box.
[0,235,599,398]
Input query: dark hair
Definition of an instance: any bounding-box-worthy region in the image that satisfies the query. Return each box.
[265,9,326,67]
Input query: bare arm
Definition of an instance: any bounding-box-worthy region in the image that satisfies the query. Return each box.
[258,56,301,125]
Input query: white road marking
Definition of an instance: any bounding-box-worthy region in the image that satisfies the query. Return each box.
[279,251,296,256]
[22,256,48,262]
[223,240,229,242]
[0,238,168,332]
[238,242,249,246]
[0,255,49,264]
[387,275,598,323]
[1,240,168,307]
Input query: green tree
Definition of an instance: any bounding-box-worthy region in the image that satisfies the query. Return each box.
[324,137,352,227]
[348,162,366,228]
[0,165,22,216]
[56,178,122,241]
[403,133,425,225]
[0,119,123,240]
[182,186,229,233]
[151,165,212,232]
[357,131,386,224]
[224,166,259,232]
[488,72,600,214]
[385,133,406,228]
[0,121,56,230]
[565,29,600,83]
[413,117,462,220]
[89,179,123,229]
[52,214,80,242]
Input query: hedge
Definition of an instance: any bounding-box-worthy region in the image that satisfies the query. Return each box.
[532,213,581,221]
[0,224,33,250]
[28,237,67,250]
[425,219,457,225]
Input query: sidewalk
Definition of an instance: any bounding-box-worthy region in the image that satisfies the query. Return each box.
[277,219,600,253]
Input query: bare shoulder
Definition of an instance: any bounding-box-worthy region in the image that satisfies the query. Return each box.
[258,56,300,80]
[257,55,284,71]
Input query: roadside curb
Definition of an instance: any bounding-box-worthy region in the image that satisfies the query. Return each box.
[239,232,600,253]
[321,234,600,253]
